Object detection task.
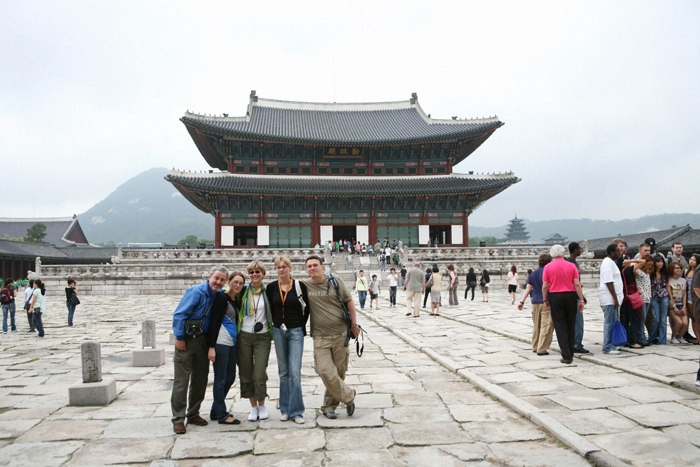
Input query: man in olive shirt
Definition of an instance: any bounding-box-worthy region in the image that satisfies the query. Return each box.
[304,256,360,418]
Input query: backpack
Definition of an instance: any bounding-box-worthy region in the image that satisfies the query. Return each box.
[0,287,10,305]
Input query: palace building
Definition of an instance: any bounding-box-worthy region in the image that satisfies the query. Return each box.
[167,91,519,248]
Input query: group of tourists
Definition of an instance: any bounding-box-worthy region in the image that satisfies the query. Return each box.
[0,278,81,338]
[170,256,360,434]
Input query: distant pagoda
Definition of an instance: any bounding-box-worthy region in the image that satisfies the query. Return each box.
[504,215,530,243]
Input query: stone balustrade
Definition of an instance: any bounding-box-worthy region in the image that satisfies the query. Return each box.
[118,247,324,262]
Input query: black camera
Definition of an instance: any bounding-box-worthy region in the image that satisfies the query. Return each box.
[253,322,264,333]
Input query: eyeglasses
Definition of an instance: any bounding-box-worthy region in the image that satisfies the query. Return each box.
[231,280,245,286]
[275,265,289,270]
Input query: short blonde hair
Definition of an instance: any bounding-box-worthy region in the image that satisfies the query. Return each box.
[246,260,266,277]
[274,256,293,278]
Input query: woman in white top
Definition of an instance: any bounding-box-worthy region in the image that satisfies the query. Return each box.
[29,279,46,337]
[505,266,519,305]
[24,280,36,332]
[388,268,399,307]
[237,260,273,421]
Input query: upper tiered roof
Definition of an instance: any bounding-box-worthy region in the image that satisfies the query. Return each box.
[181,91,503,146]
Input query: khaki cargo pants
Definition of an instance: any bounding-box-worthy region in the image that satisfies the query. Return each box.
[313,334,355,413]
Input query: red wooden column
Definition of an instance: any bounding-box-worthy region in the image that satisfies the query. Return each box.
[463,214,470,247]
[214,216,222,248]
[311,196,320,247]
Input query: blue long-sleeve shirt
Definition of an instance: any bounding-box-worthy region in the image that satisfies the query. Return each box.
[172,280,218,341]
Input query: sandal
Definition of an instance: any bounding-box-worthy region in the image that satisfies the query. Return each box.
[630,344,643,349]
[218,416,241,425]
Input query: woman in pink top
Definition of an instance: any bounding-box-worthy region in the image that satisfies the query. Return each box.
[542,245,585,364]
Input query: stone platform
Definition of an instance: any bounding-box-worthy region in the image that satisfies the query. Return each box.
[0,288,698,466]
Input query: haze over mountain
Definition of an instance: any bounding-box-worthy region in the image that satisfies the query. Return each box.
[78,167,699,245]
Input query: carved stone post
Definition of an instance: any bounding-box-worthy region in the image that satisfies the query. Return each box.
[68,341,117,406]
[133,320,165,366]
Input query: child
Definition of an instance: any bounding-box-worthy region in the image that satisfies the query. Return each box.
[369,275,381,310]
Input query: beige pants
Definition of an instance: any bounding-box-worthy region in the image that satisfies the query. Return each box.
[406,290,422,316]
[532,303,554,353]
[313,334,354,413]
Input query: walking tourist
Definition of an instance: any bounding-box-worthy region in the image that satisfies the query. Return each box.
[355,270,368,310]
[304,255,359,419]
[686,255,700,344]
[65,279,78,327]
[1,278,17,333]
[447,264,459,306]
[464,267,477,300]
[388,268,398,307]
[505,265,518,305]
[479,269,490,302]
[207,271,244,425]
[238,260,273,422]
[23,280,35,333]
[598,244,622,356]
[171,265,228,434]
[369,274,380,310]
[543,244,585,364]
[649,255,671,345]
[28,279,46,338]
[428,265,442,316]
[423,267,433,308]
[267,256,310,424]
[404,262,425,317]
[517,253,553,355]
[566,242,590,354]
[667,262,689,344]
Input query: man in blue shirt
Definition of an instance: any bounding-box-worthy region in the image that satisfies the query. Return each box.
[517,254,554,355]
[171,265,228,434]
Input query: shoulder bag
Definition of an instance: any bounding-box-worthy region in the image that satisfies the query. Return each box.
[185,299,215,339]
[69,293,80,306]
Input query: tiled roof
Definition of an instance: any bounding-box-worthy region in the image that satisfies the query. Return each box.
[166,171,520,196]
[585,225,699,253]
[0,239,68,259]
[0,216,89,247]
[181,93,503,145]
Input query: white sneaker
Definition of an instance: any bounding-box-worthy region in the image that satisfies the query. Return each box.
[257,405,269,420]
[604,350,621,355]
[280,413,289,422]
[248,406,259,421]
[294,416,305,424]
[678,338,687,344]
[670,337,680,344]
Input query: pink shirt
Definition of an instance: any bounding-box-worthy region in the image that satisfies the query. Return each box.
[542,258,579,293]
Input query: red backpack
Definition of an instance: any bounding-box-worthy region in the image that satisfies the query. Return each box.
[0,287,10,305]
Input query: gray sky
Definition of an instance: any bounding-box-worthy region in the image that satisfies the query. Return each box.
[1,0,698,227]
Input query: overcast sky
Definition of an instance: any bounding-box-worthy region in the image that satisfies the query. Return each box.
[1,0,698,227]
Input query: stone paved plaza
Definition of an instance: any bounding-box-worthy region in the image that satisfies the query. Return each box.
[1,284,700,466]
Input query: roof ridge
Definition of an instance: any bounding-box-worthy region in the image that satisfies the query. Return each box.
[0,217,74,222]
[167,169,518,181]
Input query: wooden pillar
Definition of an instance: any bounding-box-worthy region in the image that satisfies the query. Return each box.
[463,214,469,247]
[369,216,377,246]
[311,215,320,247]
[214,216,222,248]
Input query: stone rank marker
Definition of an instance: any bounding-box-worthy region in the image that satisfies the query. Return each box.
[68,341,117,406]
[132,319,166,367]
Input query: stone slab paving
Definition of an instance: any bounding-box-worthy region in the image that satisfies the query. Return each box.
[359,283,700,465]
[0,293,586,466]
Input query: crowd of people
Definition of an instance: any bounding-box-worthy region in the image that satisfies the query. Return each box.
[170,256,360,434]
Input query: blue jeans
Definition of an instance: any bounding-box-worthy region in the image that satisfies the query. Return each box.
[2,303,16,332]
[650,296,670,345]
[273,326,305,419]
[210,343,237,422]
[33,312,45,337]
[358,290,367,309]
[574,300,584,349]
[66,301,76,326]
[464,284,476,300]
[622,301,644,345]
[637,302,649,345]
[389,286,397,305]
[601,305,618,352]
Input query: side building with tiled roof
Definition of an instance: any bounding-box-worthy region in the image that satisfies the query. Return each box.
[168,91,520,248]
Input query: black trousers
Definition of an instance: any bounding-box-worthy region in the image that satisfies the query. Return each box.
[549,292,577,360]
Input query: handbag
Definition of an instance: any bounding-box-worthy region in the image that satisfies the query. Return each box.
[69,293,80,306]
[611,320,628,347]
[426,276,434,288]
[622,268,644,310]
[184,301,215,339]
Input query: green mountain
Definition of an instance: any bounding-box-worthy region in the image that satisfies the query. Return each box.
[470,214,700,243]
[78,167,700,245]
[78,167,214,244]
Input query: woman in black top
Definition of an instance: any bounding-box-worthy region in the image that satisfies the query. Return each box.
[266,256,310,424]
[464,268,477,301]
[65,279,78,327]
[423,268,433,308]
[207,271,245,424]
[480,269,491,302]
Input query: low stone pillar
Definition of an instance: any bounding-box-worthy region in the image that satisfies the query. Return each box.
[133,320,166,367]
[68,341,117,406]
[169,332,176,345]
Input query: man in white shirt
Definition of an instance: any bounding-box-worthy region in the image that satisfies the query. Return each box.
[598,244,623,355]
[387,268,399,308]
